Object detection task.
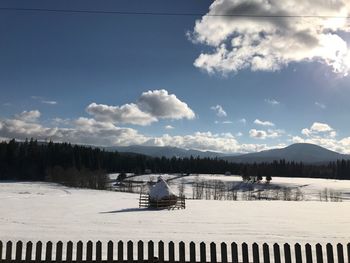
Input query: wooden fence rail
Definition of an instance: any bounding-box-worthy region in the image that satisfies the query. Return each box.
[0,240,349,263]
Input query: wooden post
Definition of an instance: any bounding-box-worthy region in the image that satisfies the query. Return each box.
[158,241,164,263]
[295,243,302,263]
[76,241,83,263]
[316,243,323,263]
[231,243,238,263]
[118,241,123,263]
[86,241,93,263]
[263,243,270,263]
[66,241,73,262]
[221,242,227,263]
[148,241,154,263]
[242,243,249,263]
[56,241,63,263]
[138,241,144,263]
[190,242,196,263]
[179,242,185,263]
[107,241,114,263]
[336,244,344,263]
[252,243,259,263]
[45,241,53,263]
[347,243,350,263]
[96,241,102,263]
[273,244,281,263]
[35,241,42,263]
[127,241,133,263]
[0,241,2,262]
[210,242,217,263]
[326,244,334,263]
[305,243,313,263]
[6,241,12,262]
[284,243,292,263]
[200,242,206,263]
[15,241,23,262]
[25,241,33,262]
[169,242,175,263]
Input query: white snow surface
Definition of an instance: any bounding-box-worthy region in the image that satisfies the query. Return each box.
[119,174,350,200]
[1,181,350,246]
[149,177,176,200]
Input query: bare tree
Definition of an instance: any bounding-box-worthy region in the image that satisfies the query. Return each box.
[178,178,186,197]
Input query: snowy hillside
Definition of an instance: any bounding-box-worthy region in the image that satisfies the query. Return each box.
[1,181,349,246]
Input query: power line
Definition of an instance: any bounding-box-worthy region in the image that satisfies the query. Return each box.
[0,7,349,19]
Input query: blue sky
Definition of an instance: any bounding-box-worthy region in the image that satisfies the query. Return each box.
[1,0,350,153]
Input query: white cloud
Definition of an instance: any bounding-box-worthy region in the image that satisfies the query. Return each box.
[138,89,195,120]
[315,102,326,109]
[249,128,284,139]
[86,103,157,126]
[31,96,58,105]
[15,110,41,122]
[254,119,275,127]
[42,100,58,105]
[87,89,195,126]
[0,115,149,147]
[265,98,280,105]
[0,111,282,154]
[190,0,350,75]
[210,104,227,117]
[249,129,267,139]
[144,131,274,153]
[302,122,334,137]
[164,125,174,130]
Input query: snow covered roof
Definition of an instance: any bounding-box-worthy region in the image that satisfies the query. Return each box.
[149,176,177,200]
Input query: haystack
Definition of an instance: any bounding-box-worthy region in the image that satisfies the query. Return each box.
[149,176,177,207]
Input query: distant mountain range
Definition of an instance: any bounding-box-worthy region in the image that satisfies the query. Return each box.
[106,143,350,164]
[104,145,229,158]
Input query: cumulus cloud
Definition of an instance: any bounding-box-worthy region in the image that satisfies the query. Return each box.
[301,122,335,136]
[190,0,350,75]
[86,103,157,126]
[210,104,227,117]
[0,110,281,154]
[0,114,149,147]
[249,128,283,139]
[87,89,195,126]
[15,110,41,122]
[138,89,195,120]
[164,125,174,130]
[254,119,275,126]
[265,98,280,105]
[143,131,274,153]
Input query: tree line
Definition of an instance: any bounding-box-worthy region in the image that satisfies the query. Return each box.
[0,139,349,186]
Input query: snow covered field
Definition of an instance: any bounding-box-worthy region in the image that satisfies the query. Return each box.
[110,173,350,201]
[1,181,349,247]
